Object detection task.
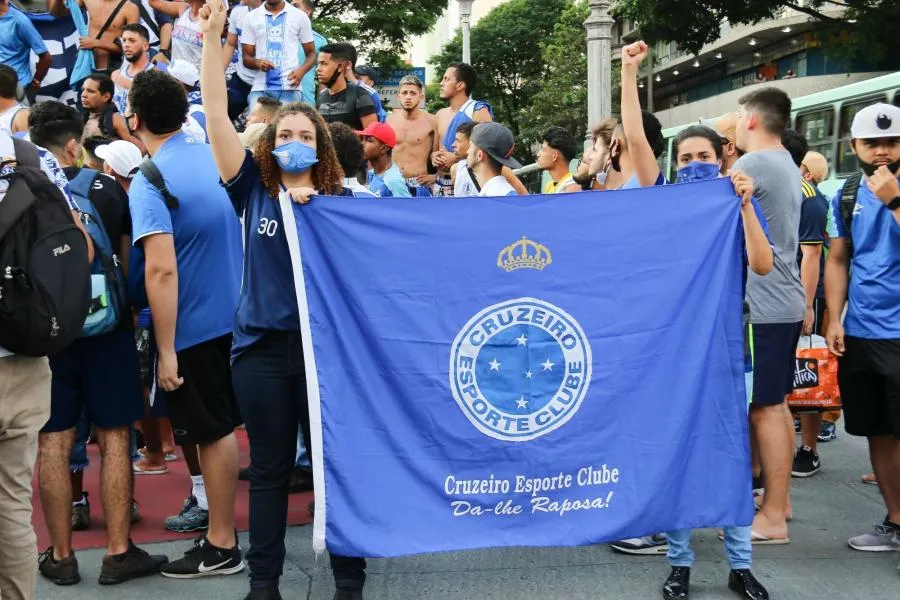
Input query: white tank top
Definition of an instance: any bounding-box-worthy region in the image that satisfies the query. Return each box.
[454,159,479,198]
[171,8,204,72]
[0,104,25,136]
[113,61,155,114]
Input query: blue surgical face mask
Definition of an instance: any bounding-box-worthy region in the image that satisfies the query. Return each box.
[675,161,721,184]
[272,141,318,174]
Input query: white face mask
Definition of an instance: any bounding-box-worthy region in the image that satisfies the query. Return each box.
[595,172,608,185]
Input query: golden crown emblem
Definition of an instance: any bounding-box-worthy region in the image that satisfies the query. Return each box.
[497,236,552,272]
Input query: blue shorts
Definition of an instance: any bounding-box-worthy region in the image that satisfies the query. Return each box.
[44,326,145,433]
[247,89,303,107]
[751,321,803,407]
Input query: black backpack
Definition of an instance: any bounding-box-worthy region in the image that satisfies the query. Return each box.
[838,172,863,258]
[0,139,91,356]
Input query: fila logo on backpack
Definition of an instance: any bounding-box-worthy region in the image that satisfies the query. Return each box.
[67,169,127,336]
[0,138,91,356]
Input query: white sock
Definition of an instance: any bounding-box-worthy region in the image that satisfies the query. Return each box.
[191,475,208,510]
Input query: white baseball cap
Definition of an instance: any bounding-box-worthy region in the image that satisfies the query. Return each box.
[95,140,143,178]
[167,59,199,87]
[850,103,900,140]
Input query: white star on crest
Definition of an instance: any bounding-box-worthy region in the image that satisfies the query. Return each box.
[516,396,528,409]
[525,370,534,379]
[516,334,528,346]
[541,358,555,371]
[489,358,501,371]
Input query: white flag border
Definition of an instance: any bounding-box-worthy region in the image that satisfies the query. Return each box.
[278,192,327,554]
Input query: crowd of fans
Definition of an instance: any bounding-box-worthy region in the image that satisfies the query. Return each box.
[0,2,898,600]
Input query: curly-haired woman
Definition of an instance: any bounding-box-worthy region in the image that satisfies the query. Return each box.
[198,2,364,600]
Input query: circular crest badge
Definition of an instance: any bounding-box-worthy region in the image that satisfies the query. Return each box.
[449,298,592,442]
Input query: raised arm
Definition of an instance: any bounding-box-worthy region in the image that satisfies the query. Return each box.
[620,41,660,187]
[149,0,189,19]
[47,0,73,18]
[200,0,244,182]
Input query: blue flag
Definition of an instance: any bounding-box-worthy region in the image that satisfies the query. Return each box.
[23,9,79,105]
[283,178,753,558]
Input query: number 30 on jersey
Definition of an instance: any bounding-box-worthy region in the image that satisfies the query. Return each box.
[257,217,279,237]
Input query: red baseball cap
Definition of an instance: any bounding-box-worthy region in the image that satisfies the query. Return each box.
[354,122,397,149]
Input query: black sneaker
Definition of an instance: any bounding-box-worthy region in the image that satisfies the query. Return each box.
[38,547,80,585]
[161,535,244,579]
[791,445,821,478]
[334,589,363,600]
[609,533,668,555]
[98,541,168,585]
[818,420,837,442]
[728,569,769,600]
[71,492,91,531]
[289,468,313,493]
[244,587,283,600]
[663,566,690,600]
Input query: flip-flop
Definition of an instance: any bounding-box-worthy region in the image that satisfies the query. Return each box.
[861,475,879,485]
[751,530,790,545]
[132,461,168,475]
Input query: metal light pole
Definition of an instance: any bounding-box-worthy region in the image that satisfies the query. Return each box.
[585,0,615,126]
[458,0,475,64]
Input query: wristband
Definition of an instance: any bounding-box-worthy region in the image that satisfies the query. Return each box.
[888,196,900,211]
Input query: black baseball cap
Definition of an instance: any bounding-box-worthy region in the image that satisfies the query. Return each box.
[470,122,522,169]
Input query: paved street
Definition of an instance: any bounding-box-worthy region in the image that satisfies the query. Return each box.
[37,431,898,600]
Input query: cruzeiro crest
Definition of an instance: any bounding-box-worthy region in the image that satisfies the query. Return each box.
[449,298,592,442]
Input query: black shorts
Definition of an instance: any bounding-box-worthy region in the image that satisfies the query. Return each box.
[751,321,803,407]
[43,326,144,432]
[167,335,242,445]
[838,337,900,439]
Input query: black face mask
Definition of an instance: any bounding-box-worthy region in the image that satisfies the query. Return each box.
[325,66,343,89]
[859,158,900,177]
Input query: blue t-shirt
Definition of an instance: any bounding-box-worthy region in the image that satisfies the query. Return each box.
[129,133,242,351]
[0,8,48,86]
[826,176,900,339]
[357,81,387,123]
[300,30,327,105]
[222,150,353,359]
[620,172,667,189]
[367,163,412,197]
[797,180,828,299]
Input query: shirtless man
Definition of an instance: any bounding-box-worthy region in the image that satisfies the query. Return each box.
[385,75,437,196]
[80,73,144,152]
[432,62,525,195]
[49,0,139,72]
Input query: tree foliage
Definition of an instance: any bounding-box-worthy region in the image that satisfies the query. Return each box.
[427,0,569,154]
[612,0,899,60]
[519,0,590,148]
[312,0,447,67]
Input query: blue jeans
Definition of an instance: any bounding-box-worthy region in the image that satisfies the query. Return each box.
[667,526,752,570]
[295,431,311,469]
[247,89,303,108]
[69,416,141,473]
[69,412,92,473]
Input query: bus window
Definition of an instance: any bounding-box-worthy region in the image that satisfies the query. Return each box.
[837,96,888,175]
[796,108,835,172]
